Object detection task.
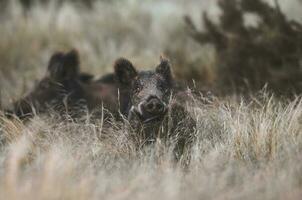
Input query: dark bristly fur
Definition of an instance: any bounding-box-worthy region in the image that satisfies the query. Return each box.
[113,56,196,159]
[2,51,196,159]
[3,50,118,121]
[4,50,84,120]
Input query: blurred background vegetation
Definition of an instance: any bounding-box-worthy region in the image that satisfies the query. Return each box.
[0,0,301,106]
[185,0,302,95]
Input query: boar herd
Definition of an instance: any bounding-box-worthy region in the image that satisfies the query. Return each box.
[1,50,196,158]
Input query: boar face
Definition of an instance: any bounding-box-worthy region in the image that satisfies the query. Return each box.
[114,57,174,123]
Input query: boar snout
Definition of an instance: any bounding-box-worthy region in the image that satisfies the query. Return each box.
[142,96,165,115]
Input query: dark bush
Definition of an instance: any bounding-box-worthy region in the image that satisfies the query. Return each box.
[185,0,302,95]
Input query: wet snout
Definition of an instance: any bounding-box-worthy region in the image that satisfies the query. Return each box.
[142,96,165,115]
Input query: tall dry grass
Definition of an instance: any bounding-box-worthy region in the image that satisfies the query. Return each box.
[0,1,302,200]
[0,94,302,200]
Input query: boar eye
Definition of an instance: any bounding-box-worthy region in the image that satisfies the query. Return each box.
[133,83,142,93]
[133,86,141,94]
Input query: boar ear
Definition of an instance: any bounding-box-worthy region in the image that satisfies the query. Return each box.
[48,49,80,80]
[114,58,137,86]
[156,55,173,81]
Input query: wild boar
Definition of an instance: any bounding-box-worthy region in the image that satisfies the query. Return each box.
[113,56,196,158]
